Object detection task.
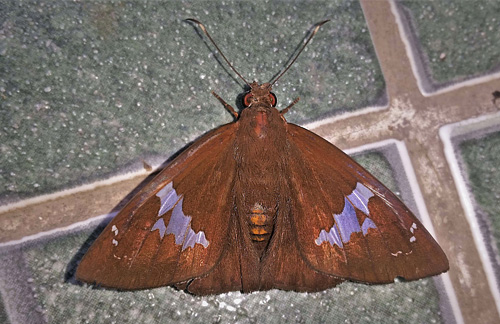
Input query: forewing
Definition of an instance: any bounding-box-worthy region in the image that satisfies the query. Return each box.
[286,124,448,283]
[76,123,237,289]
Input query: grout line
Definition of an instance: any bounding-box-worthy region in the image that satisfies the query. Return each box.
[440,111,500,318]
[303,104,388,130]
[440,273,465,324]
[343,138,396,155]
[0,212,116,249]
[390,0,500,97]
[0,169,154,215]
[392,139,464,324]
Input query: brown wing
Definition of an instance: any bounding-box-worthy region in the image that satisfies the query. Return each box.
[286,124,448,283]
[76,123,237,289]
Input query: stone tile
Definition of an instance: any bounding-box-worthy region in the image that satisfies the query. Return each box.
[398,0,500,88]
[460,131,500,250]
[0,292,10,324]
[458,128,500,288]
[0,248,47,324]
[354,151,399,192]
[0,0,385,203]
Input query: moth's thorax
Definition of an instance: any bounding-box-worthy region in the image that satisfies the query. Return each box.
[240,105,284,139]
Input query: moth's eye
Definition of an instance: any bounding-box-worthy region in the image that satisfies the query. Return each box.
[269,93,277,107]
[243,93,253,107]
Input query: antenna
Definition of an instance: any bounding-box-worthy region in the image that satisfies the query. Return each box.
[270,20,330,85]
[186,18,251,86]
[187,19,330,87]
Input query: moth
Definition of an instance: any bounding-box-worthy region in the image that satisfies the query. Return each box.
[76,19,449,295]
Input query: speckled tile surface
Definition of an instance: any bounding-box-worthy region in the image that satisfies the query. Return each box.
[460,131,500,251]
[458,129,500,292]
[0,150,449,324]
[0,0,384,204]
[399,0,500,86]
[0,293,9,324]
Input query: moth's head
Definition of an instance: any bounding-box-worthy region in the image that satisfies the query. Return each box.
[242,81,277,110]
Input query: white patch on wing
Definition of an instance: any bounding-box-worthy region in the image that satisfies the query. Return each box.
[156,182,181,216]
[361,218,377,235]
[111,225,118,236]
[151,218,167,238]
[315,182,377,247]
[409,223,417,242]
[112,239,118,246]
[316,225,343,248]
[182,230,209,250]
[335,198,361,243]
[346,183,374,215]
[166,198,191,245]
[152,182,209,250]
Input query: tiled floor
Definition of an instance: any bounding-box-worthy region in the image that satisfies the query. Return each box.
[1,0,499,323]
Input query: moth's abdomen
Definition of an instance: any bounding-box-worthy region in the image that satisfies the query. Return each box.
[248,203,273,244]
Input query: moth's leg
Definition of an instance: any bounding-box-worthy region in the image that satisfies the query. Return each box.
[280,97,300,116]
[212,91,238,118]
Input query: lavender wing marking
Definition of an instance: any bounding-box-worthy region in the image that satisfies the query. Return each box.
[347,183,374,215]
[315,225,343,248]
[361,218,377,235]
[166,198,191,245]
[315,183,378,247]
[153,182,210,249]
[151,218,167,238]
[163,197,210,250]
[156,182,181,216]
[334,198,362,243]
[182,230,209,250]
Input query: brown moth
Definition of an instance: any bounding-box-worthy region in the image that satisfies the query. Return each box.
[76,19,449,295]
